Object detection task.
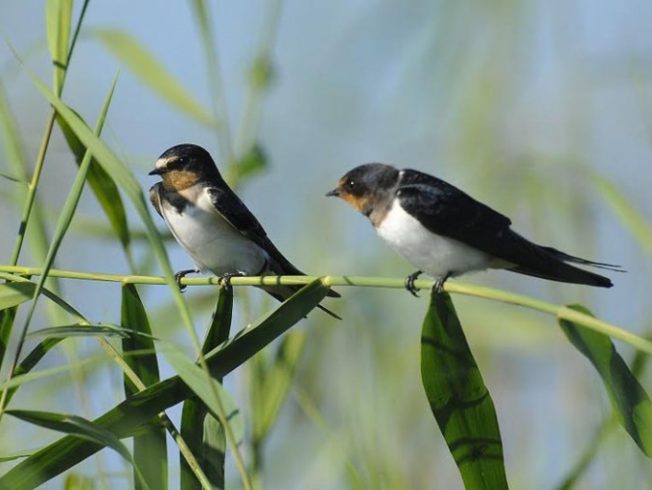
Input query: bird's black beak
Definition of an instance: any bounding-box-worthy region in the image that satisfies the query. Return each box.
[148,168,165,176]
[325,189,340,197]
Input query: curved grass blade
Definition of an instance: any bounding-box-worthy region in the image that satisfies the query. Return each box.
[94,28,215,127]
[559,304,652,456]
[420,291,508,489]
[0,279,329,489]
[181,286,233,489]
[121,284,166,490]
[45,0,72,95]
[56,112,131,255]
[27,324,149,339]
[6,409,150,489]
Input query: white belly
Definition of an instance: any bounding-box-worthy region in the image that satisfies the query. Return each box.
[376,204,493,278]
[162,189,268,275]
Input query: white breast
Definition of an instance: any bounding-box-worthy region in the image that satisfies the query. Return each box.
[161,186,268,275]
[376,203,493,278]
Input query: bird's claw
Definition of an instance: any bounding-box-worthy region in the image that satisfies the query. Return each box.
[404,270,423,297]
[174,269,198,292]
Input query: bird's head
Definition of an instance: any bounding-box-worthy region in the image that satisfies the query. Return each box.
[149,144,221,190]
[326,163,399,220]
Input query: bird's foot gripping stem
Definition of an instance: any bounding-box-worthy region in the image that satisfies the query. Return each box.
[433,272,452,294]
[174,268,199,292]
[404,270,423,297]
[218,271,246,291]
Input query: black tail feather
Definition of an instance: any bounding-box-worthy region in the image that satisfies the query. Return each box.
[539,246,625,272]
[261,285,341,319]
[509,263,613,288]
[317,304,342,320]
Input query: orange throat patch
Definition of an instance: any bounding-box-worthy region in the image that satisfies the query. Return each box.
[162,169,202,191]
[339,192,368,214]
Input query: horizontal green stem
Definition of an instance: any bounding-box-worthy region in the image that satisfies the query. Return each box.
[0,264,649,354]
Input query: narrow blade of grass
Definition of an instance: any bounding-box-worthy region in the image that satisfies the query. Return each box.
[6,409,150,489]
[420,291,508,489]
[181,286,233,490]
[559,304,652,456]
[94,28,215,127]
[121,284,167,490]
[56,112,131,255]
[0,279,329,489]
[27,324,148,339]
[45,0,72,95]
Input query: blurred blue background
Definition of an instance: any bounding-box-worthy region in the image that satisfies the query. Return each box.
[1,1,651,488]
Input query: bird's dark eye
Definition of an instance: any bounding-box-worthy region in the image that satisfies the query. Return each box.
[168,158,186,171]
[345,179,356,191]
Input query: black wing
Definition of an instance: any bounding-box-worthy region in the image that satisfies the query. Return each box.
[397,170,512,254]
[207,185,341,299]
[397,170,617,287]
[206,185,305,276]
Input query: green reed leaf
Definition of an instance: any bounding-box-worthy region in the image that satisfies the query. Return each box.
[421,291,508,490]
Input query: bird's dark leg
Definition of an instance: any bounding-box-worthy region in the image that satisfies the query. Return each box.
[175,268,199,291]
[218,271,246,291]
[404,270,423,297]
[434,272,452,294]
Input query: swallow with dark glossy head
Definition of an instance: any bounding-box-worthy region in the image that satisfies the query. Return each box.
[327,163,622,294]
[149,143,340,318]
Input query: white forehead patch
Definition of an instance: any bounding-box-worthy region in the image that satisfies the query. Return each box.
[155,156,177,169]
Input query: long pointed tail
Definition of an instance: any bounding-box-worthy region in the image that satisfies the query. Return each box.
[508,246,623,288]
[509,263,613,287]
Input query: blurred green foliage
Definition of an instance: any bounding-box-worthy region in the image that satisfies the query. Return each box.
[0,1,651,489]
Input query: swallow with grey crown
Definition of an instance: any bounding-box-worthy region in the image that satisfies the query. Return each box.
[149,143,340,318]
[327,163,622,295]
